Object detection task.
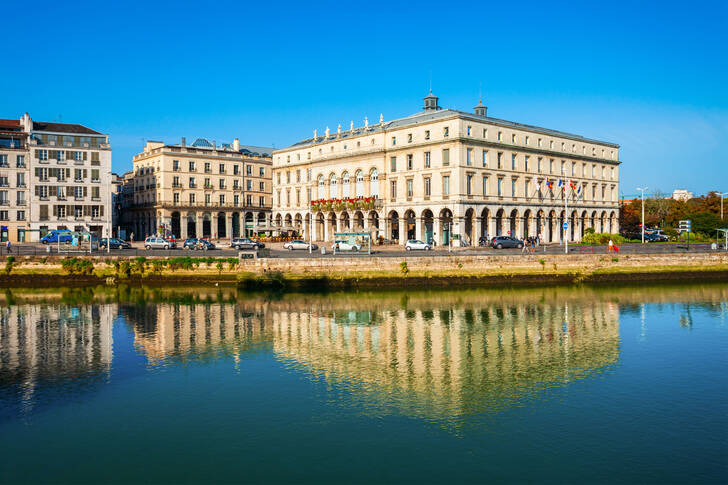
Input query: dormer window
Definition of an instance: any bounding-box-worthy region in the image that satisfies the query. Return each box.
[443,127,449,137]
[391,136,396,146]
[425,130,430,140]
[467,126,472,136]
[407,133,413,143]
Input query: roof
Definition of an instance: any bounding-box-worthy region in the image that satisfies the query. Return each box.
[174,139,273,158]
[281,107,619,151]
[0,119,20,130]
[32,121,103,135]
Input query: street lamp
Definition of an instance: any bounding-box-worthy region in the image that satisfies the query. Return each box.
[636,187,648,243]
[720,192,728,221]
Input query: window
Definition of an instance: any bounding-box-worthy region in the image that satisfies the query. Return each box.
[549,141,554,149]
[602,167,606,179]
[0,155,8,167]
[497,178,503,196]
[258,196,265,207]
[286,171,291,183]
[443,127,449,137]
[582,163,587,176]
[407,154,413,170]
[296,169,301,182]
[370,169,379,197]
[511,178,517,197]
[233,165,240,175]
[246,165,252,176]
[525,136,529,145]
[204,162,211,173]
[424,130,430,140]
[204,177,211,188]
[233,194,239,206]
[16,173,25,187]
[37,149,48,161]
[482,150,488,167]
[16,155,25,167]
[189,161,196,171]
[525,179,530,198]
[466,148,472,166]
[512,134,517,144]
[73,151,83,162]
[592,164,596,177]
[424,177,431,197]
[173,193,180,205]
[205,194,211,205]
[189,193,196,204]
[219,163,225,174]
[497,152,502,169]
[391,136,396,146]
[219,179,225,189]
[407,133,413,143]
[342,172,350,197]
[549,159,554,173]
[259,167,265,177]
[424,151,431,168]
[57,151,66,162]
[329,174,337,198]
[189,177,196,188]
[524,156,529,171]
[537,157,542,172]
[390,180,397,199]
[482,176,488,196]
[317,175,325,199]
[511,154,516,170]
[259,181,264,191]
[390,156,397,172]
[443,175,450,196]
[306,168,311,182]
[611,167,615,180]
[406,179,413,198]
[483,128,488,138]
[467,126,472,136]
[173,160,180,171]
[571,162,576,176]
[498,132,502,141]
[296,189,300,205]
[17,210,25,221]
[277,173,281,184]
[442,149,450,166]
[248,195,254,206]
[466,174,472,195]
[355,170,364,197]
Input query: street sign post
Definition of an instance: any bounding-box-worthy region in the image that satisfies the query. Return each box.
[679,220,692,250]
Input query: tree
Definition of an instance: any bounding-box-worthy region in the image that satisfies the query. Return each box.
[690,211,722,237]
[619,200,640,235]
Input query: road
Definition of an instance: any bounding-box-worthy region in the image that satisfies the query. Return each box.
[1,242,721,259]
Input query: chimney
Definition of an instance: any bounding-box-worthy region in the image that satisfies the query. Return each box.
[181,137,186,146]
[233,138,240,151]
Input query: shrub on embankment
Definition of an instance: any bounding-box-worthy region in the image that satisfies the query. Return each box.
[581,233,626,245]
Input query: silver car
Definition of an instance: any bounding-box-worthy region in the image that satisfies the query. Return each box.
[283,240,318,251]
[405,239,431,251]
[144,237,176,250]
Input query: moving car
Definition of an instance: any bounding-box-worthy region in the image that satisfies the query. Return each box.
[40,230,72,244]
[183,238,199,249]
[332,240,361,252]
[283,240,318,251]
[144,237,176,250]
[490,236,524,249]
[645,233,668,242]
[100,238,131,249]
[231,238,265,250]
[195,239,215,250]
[405,239,431,251]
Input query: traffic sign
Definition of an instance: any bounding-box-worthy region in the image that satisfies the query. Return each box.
[562,222,569,230]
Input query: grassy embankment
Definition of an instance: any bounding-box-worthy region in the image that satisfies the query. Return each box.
[1,254,726,290]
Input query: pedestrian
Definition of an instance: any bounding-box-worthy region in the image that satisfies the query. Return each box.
[521,239,529,254]
[531,238,536,254]
[130,232,134,243]
[5,240,11,253]
[607,239,614,254]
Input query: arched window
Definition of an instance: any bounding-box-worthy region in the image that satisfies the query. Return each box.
[317,175,325,199]
[355,170,364,197]
[370,168,379,197]
[329,173,337,199]
[341,171,350,198]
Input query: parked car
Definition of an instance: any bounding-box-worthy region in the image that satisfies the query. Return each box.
[405,239,431,251]
[183,238,199,249]
[283,240,318,251]
[490,236,524,249]
[195,239,216,250]
[645,233,668,242]
[40,230,72,244]
[231,238,265,250]
[333,240,361,252]
[144,237,176,250]
[100,238,131,249]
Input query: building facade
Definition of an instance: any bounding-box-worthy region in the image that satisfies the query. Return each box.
[0,118,29,242]
[272,93,620,245]
[1,114,112,242]
[129,137,272,240]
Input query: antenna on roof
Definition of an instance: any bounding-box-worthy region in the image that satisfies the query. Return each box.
[479,81,482,103]
[429,70,432,94]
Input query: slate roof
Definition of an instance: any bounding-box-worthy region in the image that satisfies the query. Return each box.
[283,108,619,150]
[0,119,21,130]
[32,121,103,135]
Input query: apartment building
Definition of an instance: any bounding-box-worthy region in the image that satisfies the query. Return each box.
[0,119,29,242]
[22,113,112,241]
[129,137,272,240]
[272,92,620,245]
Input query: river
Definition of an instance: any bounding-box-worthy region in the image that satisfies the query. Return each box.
[1,284,726,484]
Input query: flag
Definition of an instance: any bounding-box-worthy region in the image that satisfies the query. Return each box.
[546,178,553,190]
[557,179,564,191]
[576,184,582,195]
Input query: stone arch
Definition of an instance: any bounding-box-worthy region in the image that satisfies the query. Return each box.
[548,210,556,242]
[581,210,588,239]
[536,210,545,240]
[570,210,578,241]
[422,209,434,243]
[186,212,197,239]
[231,212,240,238]
[591,211,598,231]
[202,212,212,238]
[480,208,490,239]
[284,213,293,227]
[464,208,475,244]
[353,210,364,231]
[439,208,453,245]
[509,209,519,238]
[495,208,505,236]
[316,212,325,241]
[275,213,283,226]
[367,210,380,233]
[171,211,181,239]
[609,212,617,234]
[559,210,566,241]
[600,211,607,233]
[340,211,350,231]
[404,209,417,241]
[522,209,531,239]
[294,213,303,231]
[217,212,226,239]
[328,211,337,239]
[388,210,399,242]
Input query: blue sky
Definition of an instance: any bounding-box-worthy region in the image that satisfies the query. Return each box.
[1,0,726,197]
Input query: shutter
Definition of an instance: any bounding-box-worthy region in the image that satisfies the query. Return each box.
[35,167,40,177]
[100,205,104,216]
[50,186,57,197]
[83,169,87,178]
[66,168,70,177]
[49,168,55,177]
[35,150,40,159]
[83,187,87,196]
[53,205,57,216]
[35,186,39,196]
[83,152,87,160]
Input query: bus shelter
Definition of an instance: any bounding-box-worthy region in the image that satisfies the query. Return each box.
[333,232,372,255]
[58,231,99,254]
[716,229,728,251]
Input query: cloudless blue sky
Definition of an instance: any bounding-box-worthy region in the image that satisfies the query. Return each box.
[2,0,726,197]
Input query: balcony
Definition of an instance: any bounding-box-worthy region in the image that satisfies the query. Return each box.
[91,178,100,183]
[74,160,84,165]
[16,200,26,206]
[172,183,182,188]
[16,183,26,188]
[189,184,197,189]
[16,163,26,168]
[0,200,9,206]
[0,163,8,168]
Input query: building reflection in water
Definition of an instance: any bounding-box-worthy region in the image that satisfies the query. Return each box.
[126,292,621,422]
[0,305,114,415]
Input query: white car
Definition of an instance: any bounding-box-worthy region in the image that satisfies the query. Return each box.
[405,239,431,251]
[332,240,361,252]
[283,240,318,251]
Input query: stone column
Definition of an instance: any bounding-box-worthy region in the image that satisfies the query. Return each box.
[324,217,330,242]
[398,217,406,244]
[488,214,496,239]
[225,213,232,241]
[181,213,189,240]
